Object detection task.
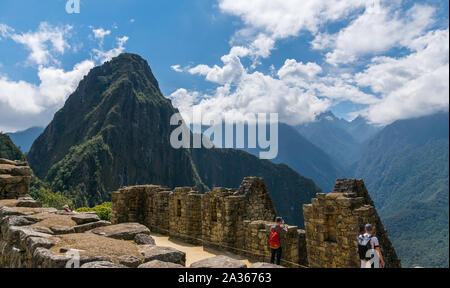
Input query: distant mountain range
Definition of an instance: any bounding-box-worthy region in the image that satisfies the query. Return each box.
[7,127,44,153]
[296,111,380,168]
[203,122,345,194]
[27,53,320,226]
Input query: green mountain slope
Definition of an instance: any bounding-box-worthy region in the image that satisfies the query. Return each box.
[27,53,319,227]
[354,112,449,267]
[0,133,24,161]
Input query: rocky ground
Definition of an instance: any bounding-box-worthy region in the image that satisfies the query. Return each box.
[0,198,281,268]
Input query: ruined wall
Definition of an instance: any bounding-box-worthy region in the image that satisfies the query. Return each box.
[111,185,171,234]
[0,159,31,200]
[202,188,246,250]
[169,187,202,245]
[237,177,277,222]
[112,177,307,267]
[303,179,401,268]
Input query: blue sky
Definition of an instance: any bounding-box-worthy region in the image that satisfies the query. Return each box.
[0,0,449,131]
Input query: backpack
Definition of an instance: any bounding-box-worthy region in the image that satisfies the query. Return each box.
[357,234,375,260]
[269,227,282,249]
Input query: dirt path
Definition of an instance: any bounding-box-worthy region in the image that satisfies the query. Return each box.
[150,233,253,267]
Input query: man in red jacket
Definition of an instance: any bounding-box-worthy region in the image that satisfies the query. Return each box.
[269,217,288,265]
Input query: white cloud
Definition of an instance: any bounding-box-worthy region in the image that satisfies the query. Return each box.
[188,50,246,85]
[277,59,322,81]
[171,65,183,72]
[92,28,111,39]
[0,59,95,131]
[172,56,335,126]
[319,3,436,65]
[219,0,365,39]
[170,88,200,111]
[0,60,94,114]
[93,36,129,63]
[9,22,72,66]
[356,29,449,125]
[0,22,129,131]
[0,24,13,39]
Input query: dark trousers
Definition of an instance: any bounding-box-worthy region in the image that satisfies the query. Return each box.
[270,247,282,265]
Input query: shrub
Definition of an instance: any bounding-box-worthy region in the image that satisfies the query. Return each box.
[31,187,73,210]
[76,202,112,221]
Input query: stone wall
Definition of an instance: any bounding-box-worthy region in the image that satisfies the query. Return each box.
[169,187,202,245]
[112,177,309,267]
[202,188,245,250]
[111,185,171,234]
[0,159,31,200]
[303,179,401,268]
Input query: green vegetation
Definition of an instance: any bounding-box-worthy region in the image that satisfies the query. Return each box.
[0,133,24,161]
[30,187,73,210]
[354,113,449,268]
[76,202,112,221]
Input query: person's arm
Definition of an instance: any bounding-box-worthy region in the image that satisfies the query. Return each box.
[376,247,385,268]
[372,237,385,268]
[281,220,288,232]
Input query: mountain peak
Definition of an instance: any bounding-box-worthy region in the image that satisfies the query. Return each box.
[317,111,338,121]
[98,53,161,91]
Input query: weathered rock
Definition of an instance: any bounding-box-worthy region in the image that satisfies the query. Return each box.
[118,255,142,268]
[79,255,113,265]
[90,223,150,240]
[30,226,54,235]
[1,215,40,229]
[134,233,156,245]
[250,262,284,268]
[138,260,184,268]
[0,206,26,218]
[32,248,73,268]
[74,220,111,233]
[16,200,42,208]
[50,226,75,235]
[139,245,186,266]
[6,226,53,250]
[71,213,100,225]
[0,159,27,166]
[190,255,247,268]
[80,261,127,268]
[26,237,55,254]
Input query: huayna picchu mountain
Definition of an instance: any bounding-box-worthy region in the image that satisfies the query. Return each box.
[28,53,320,226]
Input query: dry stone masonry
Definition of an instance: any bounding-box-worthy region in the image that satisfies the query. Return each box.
[0,159,31,200]
[113,177,401,268]
[112,177,308,267]
[303,179,401,268]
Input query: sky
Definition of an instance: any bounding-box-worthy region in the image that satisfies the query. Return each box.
[0,0,448,132]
